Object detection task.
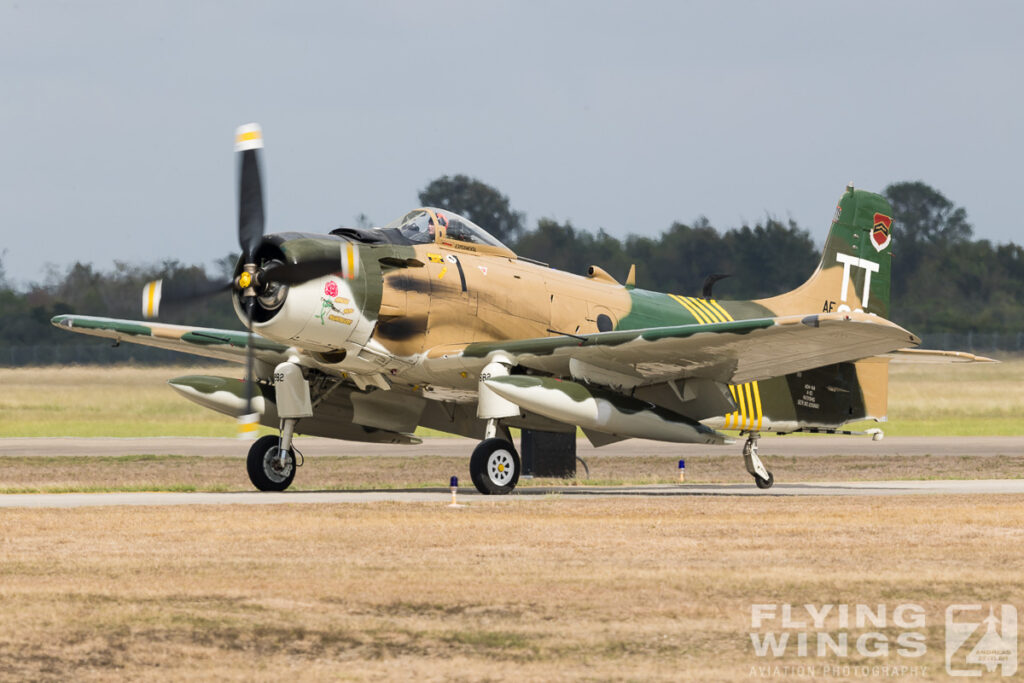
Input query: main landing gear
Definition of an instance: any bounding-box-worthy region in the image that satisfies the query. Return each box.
[743,433,774,489]
[469,418,521,495]
[247,362,310,492]
[247,433,297,491]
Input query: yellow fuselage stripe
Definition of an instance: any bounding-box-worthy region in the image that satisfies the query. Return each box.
[708,299,733,322]
[726,385,737,429]
[736,382,747,428]
[668,294,753,431]
[672,295,711,324]
[743,383,755,430]
[685,296,717,323]
[668,294,695,321]
[753,380,763,430]
[690,297,724,323]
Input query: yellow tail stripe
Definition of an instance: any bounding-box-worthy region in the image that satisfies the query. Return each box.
[707,299,733,322]
[690,297,726,323]
[672,294,712,324]
[752,380,763,431]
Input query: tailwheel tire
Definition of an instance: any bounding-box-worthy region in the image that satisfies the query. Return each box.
[470,438,520,495]
[754,471,774,490]
[247,434,297,492]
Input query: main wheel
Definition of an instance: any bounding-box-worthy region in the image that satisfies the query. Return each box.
[754,470,774,489]
[247,434,297,491]
[469,438,520,495]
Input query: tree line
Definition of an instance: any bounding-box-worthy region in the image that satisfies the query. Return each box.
[2,177,1022,359]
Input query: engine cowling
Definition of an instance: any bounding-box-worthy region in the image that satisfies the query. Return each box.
[232,234,382,354]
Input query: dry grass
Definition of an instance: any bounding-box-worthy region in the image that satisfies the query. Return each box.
[849,355,1024,435]
[0,496,1021,680]
[2,359,1024,438]
[2,453,1023,494]
[0,365,243,437]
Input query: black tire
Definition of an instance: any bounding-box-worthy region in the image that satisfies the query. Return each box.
[469,438,520,495]
[247,434,297,491]
[754,471,774,490]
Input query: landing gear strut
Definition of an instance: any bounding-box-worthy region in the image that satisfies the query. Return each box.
[743,433,774,489]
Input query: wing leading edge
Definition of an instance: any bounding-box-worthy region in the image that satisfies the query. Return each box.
[51,314,290,366]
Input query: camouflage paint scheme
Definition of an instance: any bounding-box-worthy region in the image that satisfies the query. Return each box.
[54,186,935,445]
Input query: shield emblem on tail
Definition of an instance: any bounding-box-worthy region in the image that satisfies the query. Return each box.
[871,213,892,252]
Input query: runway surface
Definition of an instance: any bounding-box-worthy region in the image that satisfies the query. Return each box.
[2,479,1024,508]
[3,435,1022,458]
[2,435,1022,508]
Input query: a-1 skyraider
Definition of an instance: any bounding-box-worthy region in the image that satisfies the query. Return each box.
[52,124,990,494]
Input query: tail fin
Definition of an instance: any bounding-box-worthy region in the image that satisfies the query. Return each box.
[759,183,893,319]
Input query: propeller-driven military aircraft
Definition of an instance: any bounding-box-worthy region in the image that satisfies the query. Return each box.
[52,124,990,494]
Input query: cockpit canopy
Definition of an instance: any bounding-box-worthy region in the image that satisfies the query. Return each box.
[383,208,510,250]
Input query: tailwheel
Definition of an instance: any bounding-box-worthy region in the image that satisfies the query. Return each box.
[754,470,774,489]
[470,438,520,495]
[247,434,297,491]
[742,433,774,490]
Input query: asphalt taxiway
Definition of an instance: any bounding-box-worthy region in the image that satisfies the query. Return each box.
[1,435,1021,508]
[2,435,1022,458]
[2,479,1024,509]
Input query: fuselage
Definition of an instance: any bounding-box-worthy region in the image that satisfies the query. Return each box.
[233,206,889,435]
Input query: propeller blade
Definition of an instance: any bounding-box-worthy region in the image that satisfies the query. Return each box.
[142,278,231,319]
[236,123,265,262]
[237,295,259,440]
[260,257,342,286]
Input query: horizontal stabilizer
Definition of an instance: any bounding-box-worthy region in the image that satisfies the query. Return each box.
[881,348,998,364]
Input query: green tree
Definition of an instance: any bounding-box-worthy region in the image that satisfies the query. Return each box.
[884,181,973,248]
[418,175,525,243]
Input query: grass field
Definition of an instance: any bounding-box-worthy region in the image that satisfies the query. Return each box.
[2,496,1022,680]
[1,358,1023,438]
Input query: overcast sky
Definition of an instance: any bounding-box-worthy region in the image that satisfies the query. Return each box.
[1,1,1020,284]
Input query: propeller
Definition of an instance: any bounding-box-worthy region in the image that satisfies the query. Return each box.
[234,124,265,438]
[140,124,351,437]
[142,123,343,319]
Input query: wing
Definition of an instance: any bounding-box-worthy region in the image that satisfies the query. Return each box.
[51,314,291,366]
[422,311,920,386]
